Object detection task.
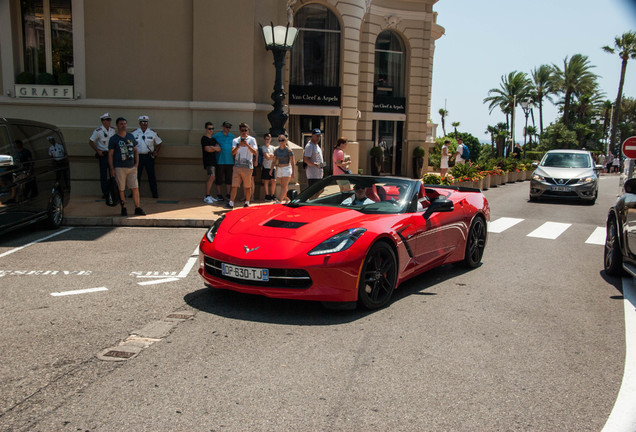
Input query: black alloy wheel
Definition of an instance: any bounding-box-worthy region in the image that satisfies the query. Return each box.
[464,216,487,268]
[604,218,624,276]
[358,242,397,309]
[46,191,64,229]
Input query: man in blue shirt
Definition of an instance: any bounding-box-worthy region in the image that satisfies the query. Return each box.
[212,121,235,201]
[108,117,145,217]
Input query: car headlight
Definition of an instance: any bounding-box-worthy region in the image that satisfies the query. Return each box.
[308,228,367,256]
[205,215,225,243]
[579,176,596,183]
[532,174,545,181]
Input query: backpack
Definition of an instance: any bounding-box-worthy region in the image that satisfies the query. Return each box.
[105,176,120,207]
[460,144,470,161]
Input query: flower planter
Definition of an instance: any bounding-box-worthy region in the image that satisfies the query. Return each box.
[501,171,509,183]
[490,174,500,187]
[482,175,491,190]
[525,170,532,180]
[454,181,473,188]
[507,171,517,183]
[516,171,524,182]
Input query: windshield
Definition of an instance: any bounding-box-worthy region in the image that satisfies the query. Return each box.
[290,175,417,214]
[541,153,591,168]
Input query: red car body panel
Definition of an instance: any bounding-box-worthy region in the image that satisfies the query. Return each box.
[198,180,489,305]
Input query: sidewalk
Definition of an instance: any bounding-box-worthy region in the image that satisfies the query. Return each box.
[63,195,236,228]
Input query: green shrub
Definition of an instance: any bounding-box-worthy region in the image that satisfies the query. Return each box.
[16,72,35,84]
[370,146,384,158]
[58,73,74,85]
[413,146,426,158]
[36,73,56,85]
[422,173,441,184]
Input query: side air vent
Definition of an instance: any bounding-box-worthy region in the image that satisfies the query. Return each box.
[264,220,308,229]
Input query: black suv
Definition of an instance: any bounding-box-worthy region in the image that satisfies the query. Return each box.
[0,118,70,234]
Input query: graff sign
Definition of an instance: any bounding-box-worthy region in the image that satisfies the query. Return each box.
[14,85,74,99]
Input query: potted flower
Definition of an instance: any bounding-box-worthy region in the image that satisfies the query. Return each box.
[412,146,427,179]
[370,146,384,176]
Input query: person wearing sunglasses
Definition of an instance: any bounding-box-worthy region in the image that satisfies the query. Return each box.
[132,115,163,198]
[88,113,116,198]
[271,134,295,203]
[212,121,235,202]
[201,122,221,204]
[226,123,258,209]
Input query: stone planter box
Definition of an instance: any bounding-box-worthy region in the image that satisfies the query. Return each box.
[454,180,474,188]
[482,175,491,190]
[490,174,500,187]
[501,171,509,183]
[507,171,517,183]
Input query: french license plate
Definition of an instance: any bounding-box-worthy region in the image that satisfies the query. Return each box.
[222,263,269,281]
[551,185,571,192]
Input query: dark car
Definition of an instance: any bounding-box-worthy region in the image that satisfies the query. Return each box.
[0,118,70,234]
[604,177,636,276]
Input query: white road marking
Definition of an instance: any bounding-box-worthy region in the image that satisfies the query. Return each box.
[487,217,524,233]
[585,227,606,245]
[51,287,108,297]
[0,227,73,259]
[527,222,571,240]
[137,277,180,286]
[602,277,636,432]
[136,247,199,286]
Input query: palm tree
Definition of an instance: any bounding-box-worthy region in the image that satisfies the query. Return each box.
[451,121,460,139]
[526,125,538,150]
[603,31,636,153]
[485,125,497,153]
[438,108,448,136]
[551,54,598,127]
[483,71,531,155]
[530,64,554,136]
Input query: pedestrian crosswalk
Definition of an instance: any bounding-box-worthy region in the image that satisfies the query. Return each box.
[487,217,606,245]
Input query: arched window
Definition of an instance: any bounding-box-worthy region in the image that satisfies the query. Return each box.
[374,30,405,101]
[290,4,340,87]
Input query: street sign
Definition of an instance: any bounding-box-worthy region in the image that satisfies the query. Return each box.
[622,136,636,159]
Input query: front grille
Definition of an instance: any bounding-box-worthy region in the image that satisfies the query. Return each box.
[545,177,578,185]
[204,256,312,289]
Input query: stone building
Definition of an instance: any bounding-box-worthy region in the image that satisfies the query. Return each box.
[0,0,444,197]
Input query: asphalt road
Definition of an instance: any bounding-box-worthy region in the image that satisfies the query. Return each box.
[0,176,629,431]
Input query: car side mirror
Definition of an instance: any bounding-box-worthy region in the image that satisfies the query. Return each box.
[624,178,636,194]
[423,198,454,220]
[287,189,299,201]
[0,155,14,167]
[532,162,538,168]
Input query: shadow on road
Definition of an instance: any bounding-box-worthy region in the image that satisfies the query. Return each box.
[184,262,473,326]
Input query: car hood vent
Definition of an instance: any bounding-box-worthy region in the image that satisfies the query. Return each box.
[264,219,308,229]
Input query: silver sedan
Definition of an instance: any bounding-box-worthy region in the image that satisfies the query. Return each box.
[529,149,603,204]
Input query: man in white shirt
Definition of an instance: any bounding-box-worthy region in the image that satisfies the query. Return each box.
[452,137,466,165]
[88,113,116,198]
[226,122,258,209]
[132,115,163,198]
[304,128,324,188]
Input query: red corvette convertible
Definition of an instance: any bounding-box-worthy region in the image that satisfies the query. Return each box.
[198,175,490,309]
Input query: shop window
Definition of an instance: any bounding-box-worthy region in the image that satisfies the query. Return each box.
[20,0,73,83]
[290,5,340,87]
[374,31,405,99]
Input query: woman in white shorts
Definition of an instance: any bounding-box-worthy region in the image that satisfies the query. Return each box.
[440,139,450,177]
[271,135,295,203]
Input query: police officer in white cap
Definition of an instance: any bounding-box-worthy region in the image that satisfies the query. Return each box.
[132,115,163,198]
[89,113,116,198]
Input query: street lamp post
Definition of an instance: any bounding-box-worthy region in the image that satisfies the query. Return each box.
[520,97,534,147]
[260,22,298,137]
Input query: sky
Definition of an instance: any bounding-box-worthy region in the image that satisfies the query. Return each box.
[430,0,636,144]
